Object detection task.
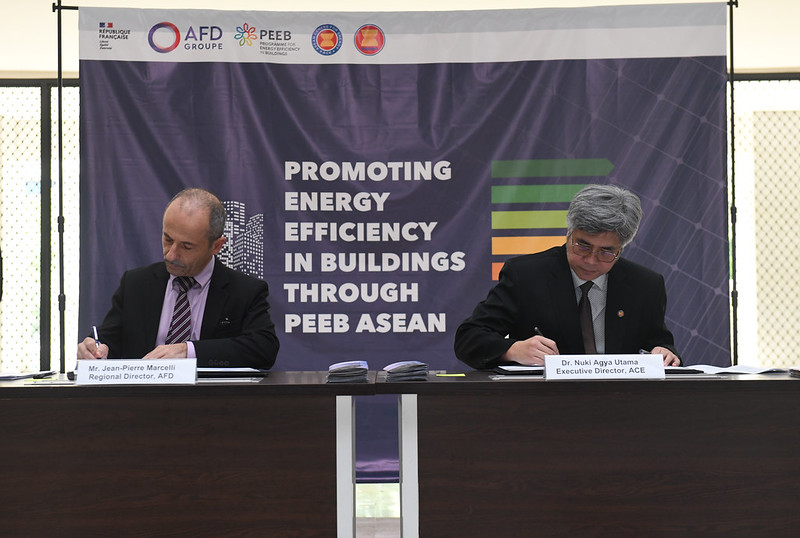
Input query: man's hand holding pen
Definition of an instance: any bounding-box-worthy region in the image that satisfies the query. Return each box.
[501,327,559,366]
[643,346,681,367]
[77,336,109,359]
[76,325,109,359]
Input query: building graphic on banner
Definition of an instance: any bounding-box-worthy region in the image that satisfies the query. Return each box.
[220,200,264,279]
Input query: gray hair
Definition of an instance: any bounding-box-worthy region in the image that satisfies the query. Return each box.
[168,188,226,244]
[566,184,642,247]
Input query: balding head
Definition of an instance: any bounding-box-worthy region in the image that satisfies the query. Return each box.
[167,188,226,245]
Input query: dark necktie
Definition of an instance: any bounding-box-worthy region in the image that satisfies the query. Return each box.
[165,276,195,344]
[579,281,597,354]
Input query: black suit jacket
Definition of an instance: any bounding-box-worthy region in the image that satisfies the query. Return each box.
[454,246,679,369]
[97,259,279,369]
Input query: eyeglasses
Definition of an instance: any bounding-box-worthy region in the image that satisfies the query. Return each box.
[570,239,620,263]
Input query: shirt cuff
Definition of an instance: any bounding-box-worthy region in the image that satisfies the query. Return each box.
[186,341,196,359]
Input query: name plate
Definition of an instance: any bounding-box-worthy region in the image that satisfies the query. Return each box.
[75,358,197,385]
[544,354,664,380]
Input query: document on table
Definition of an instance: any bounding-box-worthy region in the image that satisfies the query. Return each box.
[685,364,787,374]
[493,364,786,376]
[197,368,270,378]
[493,365,544,375]
[0,370,57,380]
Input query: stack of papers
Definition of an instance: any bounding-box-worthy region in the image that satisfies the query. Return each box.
[327,360,369,383]
[384,360,428,382]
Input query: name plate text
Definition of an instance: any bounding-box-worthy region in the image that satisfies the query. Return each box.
[75,358,197,385]
[544,354,665,380]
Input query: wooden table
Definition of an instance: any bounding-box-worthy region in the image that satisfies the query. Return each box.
[0,372,373,537]
[378,371,800,537]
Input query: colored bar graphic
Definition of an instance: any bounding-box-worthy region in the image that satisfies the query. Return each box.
[491,184,585,204]
[492,235,565,256]
[492,210,567,229]
[492,262,505,281]
[490,160,615,280]
[491,159,614,178]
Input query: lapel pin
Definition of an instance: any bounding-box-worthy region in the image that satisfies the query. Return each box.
[617,310,624,317]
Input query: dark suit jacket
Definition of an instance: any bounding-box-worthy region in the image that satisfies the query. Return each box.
[454,245,679,369]
[97,259,279,369]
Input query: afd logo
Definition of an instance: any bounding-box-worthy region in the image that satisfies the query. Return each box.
[148,22,224,53]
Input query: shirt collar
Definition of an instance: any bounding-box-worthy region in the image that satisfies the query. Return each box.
[570,269,609,292]
[194,256,215,288]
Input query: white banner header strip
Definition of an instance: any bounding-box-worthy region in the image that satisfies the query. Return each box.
[79,4,726,65]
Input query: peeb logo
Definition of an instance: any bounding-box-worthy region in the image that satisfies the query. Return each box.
[354,24,385,56]
[312,24,342,56]
[235,22,257,46]
[148,22,181,53]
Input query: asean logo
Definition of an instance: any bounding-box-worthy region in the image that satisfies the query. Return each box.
[312,24,342,56]
[148,21,181,53]
[354,24,385,56]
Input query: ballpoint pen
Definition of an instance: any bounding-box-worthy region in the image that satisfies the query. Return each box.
[534,327,544,337]
[92,325,101,350]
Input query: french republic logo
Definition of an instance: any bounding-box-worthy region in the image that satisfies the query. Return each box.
[97,21,131,48]
[354,24,385,56]
[235,23,258,46]
[312,24,342,56]
[148,22,181,53]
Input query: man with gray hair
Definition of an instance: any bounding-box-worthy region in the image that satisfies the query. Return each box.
[455,183,680,369]
[77,188,279,369]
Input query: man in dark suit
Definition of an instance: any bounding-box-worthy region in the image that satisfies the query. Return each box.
[455,184,680,370]
[77,188,279,369]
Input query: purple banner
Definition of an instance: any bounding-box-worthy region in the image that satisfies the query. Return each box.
[80,55,729,369]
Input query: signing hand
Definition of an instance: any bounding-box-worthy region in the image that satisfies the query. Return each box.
[644,346,681,366]
[77,337,109,360]
[502,335,559,366]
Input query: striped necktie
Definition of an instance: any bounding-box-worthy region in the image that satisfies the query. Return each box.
[165,276,196,344]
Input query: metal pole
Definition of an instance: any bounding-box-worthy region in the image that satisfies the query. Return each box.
[51,1,77,372]
[728,0,738,365]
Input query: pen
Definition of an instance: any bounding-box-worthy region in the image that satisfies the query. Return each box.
[638,348,649,354]
[92,325,101,350]
[534,327,544,337]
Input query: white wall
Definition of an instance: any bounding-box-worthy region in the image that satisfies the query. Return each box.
[0,0,798,77]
